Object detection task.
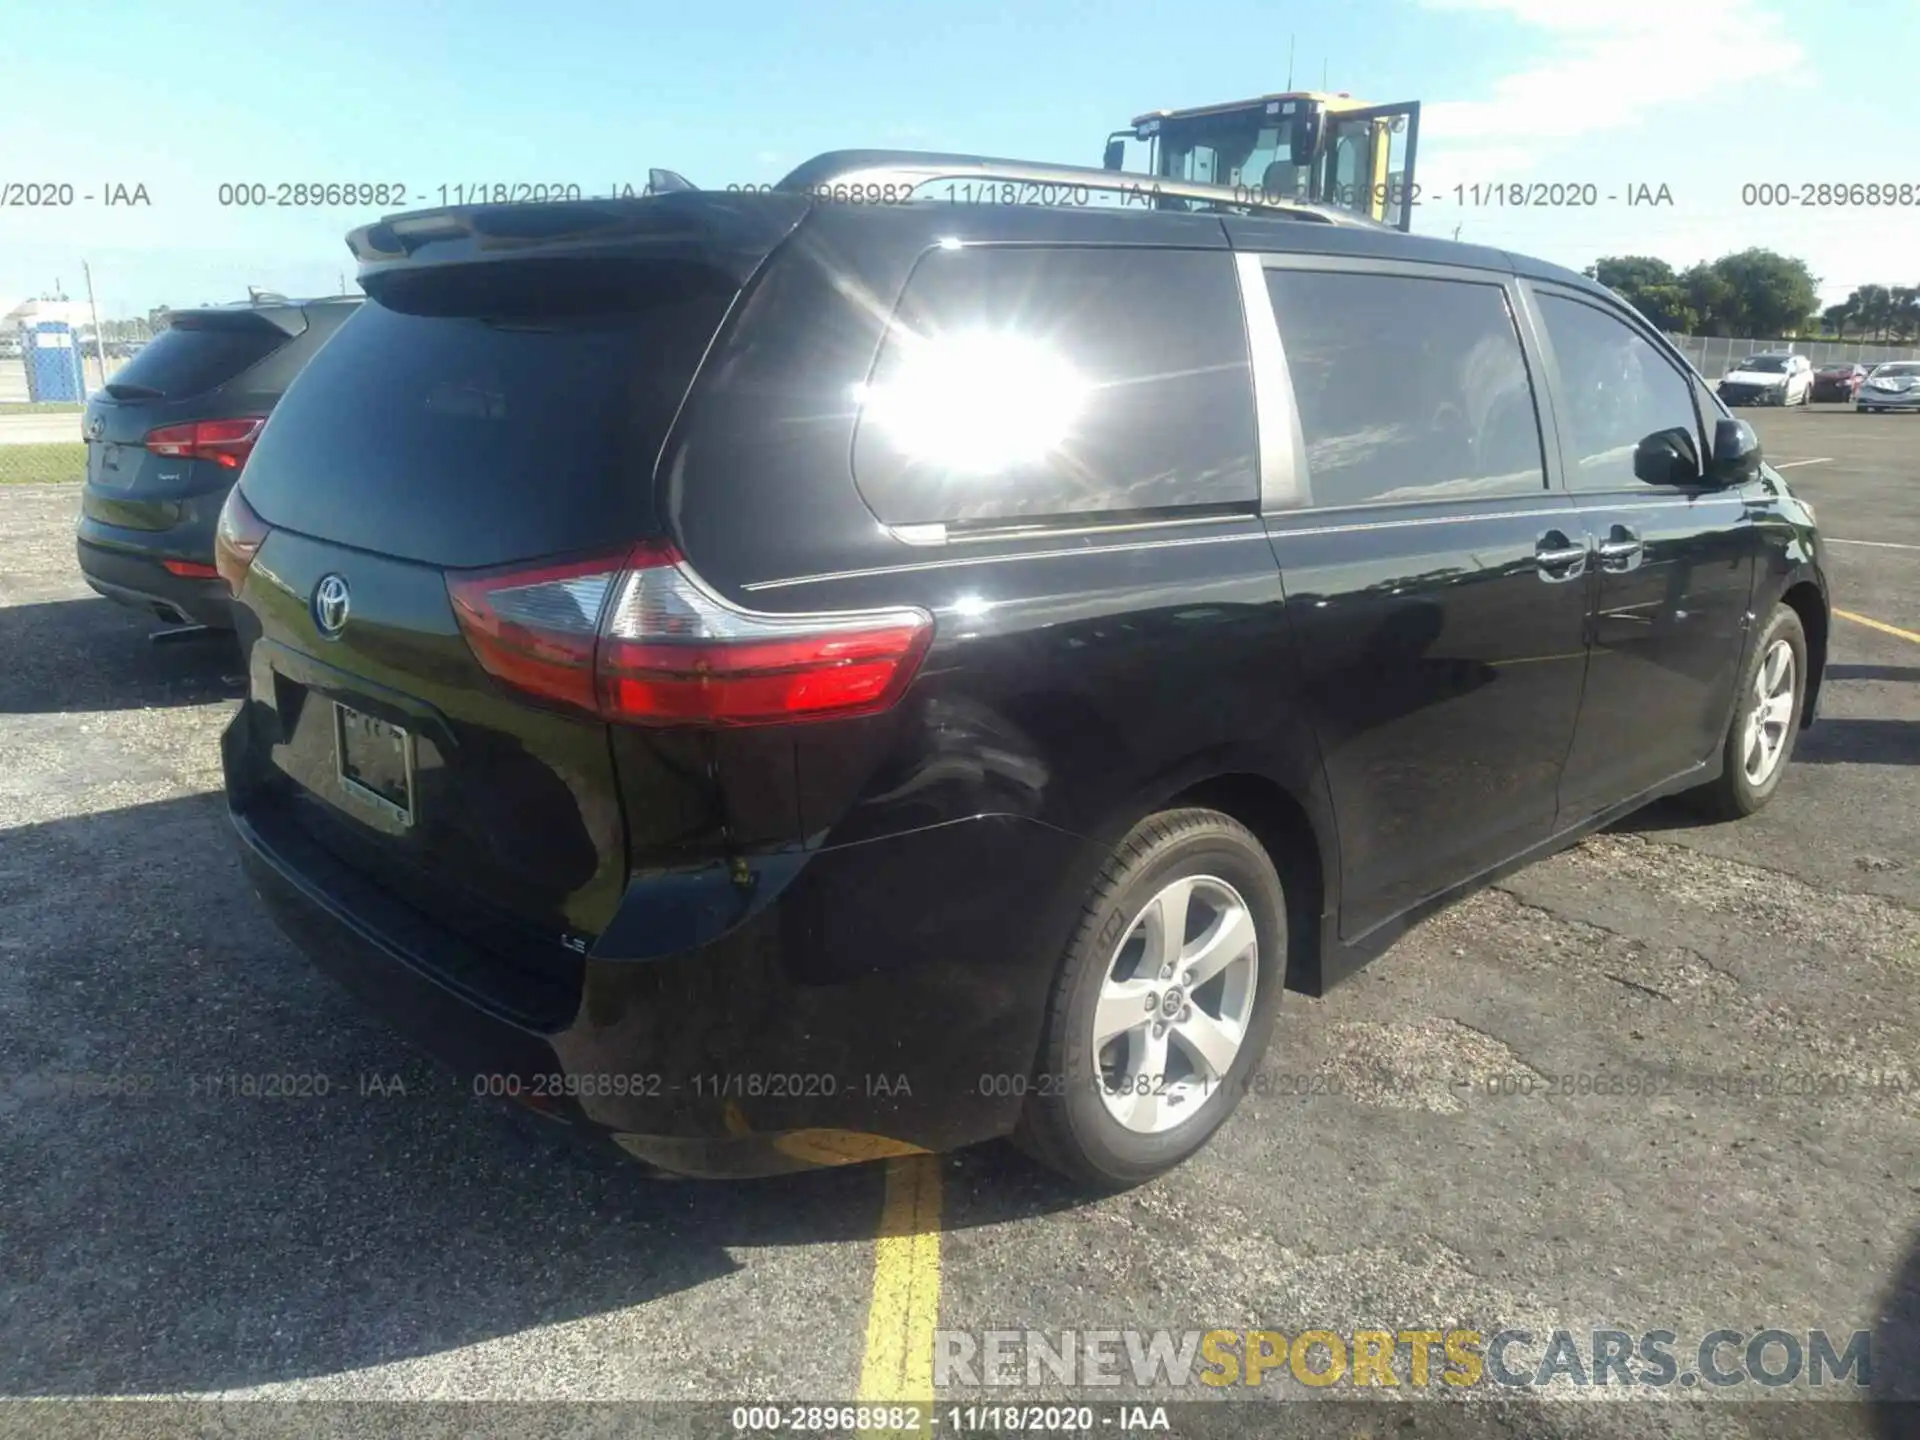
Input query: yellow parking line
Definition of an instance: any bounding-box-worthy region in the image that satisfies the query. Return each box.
[1835,607,1920,646]
[859,1154,943,1434]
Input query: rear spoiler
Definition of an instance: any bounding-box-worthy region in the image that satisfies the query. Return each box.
[166,305,310,339]
[345,190,814,291]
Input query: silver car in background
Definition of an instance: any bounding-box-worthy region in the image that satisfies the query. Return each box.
[1856,360,1920,413]
[1718,351,1814,406]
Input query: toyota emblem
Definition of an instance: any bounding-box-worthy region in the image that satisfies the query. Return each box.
[312,574,350,637]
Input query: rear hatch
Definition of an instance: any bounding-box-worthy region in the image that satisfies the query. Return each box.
[82,309,302,532]
[227,193,812,1017]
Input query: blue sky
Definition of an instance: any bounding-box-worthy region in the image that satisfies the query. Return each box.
[2,0,1913,321]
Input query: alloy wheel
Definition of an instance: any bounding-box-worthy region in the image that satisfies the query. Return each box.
[1742,638,1796,786]
[1090,874,1258,1134]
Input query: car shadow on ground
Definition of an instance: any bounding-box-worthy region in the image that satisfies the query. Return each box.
[1875,1226,1920,1433]
[1828,664,1920,685]
[1795,719,1919,767]
[0,790,1088,1396]
[0,597,243,714]
[1613,718,1919,839]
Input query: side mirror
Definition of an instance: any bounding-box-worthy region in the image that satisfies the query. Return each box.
[1706,417,1763,486]
[1633,426,1703,487]
[1102,137,1126,172]
[1288,105,1327,168]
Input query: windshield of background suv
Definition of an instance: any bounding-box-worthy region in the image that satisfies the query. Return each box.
[1738,356,1789,372]
[1872,362,1920,377]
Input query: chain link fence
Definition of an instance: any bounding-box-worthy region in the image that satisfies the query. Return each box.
[1,318,160,486]
[1668,334,1920,376]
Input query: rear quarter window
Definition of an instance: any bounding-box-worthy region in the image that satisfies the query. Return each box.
[852,246,1258,527]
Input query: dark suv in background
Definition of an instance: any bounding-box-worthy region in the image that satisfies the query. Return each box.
[218,154,1828,1188]
[77,295,358,630]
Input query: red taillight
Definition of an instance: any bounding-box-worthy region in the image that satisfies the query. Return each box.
[213,488,271,596]
[162,559,221,579]
[446,541,934,727]
[144,416,267,471]
[445,553,618,714]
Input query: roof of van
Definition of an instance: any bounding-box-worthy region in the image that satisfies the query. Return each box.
[341,148,1617,309]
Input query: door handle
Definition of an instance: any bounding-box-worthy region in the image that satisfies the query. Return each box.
[1535,530,1588,581]
[1596,525,1644,570]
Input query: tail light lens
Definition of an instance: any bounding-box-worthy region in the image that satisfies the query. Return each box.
[447,541,934,727]
[213,488,271,596]
[144,416,267,471]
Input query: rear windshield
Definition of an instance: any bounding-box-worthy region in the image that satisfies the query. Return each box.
[1738,356,1788,373]
[105,322,288,399]
[238,261,736,569]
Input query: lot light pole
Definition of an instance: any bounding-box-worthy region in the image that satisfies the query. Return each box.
[82,261,106,382]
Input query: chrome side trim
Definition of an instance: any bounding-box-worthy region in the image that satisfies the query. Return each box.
[1235,252,1310,513]
[1266,506,1574,538]
[748,504,1589,592]
[1582,494,1748,509]
[938,511,1255,546]
[742,529,1271,592]
[885,512,1259,550]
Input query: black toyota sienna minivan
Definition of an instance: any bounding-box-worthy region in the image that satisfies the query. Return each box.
[221,153,1829,1187]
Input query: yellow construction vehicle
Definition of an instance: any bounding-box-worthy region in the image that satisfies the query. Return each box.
[1103,91,1420,230]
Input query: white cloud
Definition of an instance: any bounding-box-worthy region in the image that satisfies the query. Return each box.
[1416,0,1802,163]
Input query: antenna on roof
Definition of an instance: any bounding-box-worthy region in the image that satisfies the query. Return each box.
[1286,36,1295,90]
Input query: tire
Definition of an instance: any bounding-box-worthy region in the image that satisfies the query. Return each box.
[1012,807,1287,1189]
[1683,603,1808,820]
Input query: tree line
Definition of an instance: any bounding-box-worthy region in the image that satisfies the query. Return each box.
[1584,251,1920,342]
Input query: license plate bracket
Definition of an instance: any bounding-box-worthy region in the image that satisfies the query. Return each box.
[333,701,415,827]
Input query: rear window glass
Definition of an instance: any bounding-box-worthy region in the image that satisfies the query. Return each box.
[106,323,288,399]
[239,264,735,569]
[852,246,1258,527]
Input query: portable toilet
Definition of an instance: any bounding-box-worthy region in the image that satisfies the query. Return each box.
[24,321,85,403]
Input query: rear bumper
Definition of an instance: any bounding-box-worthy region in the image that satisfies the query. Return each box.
[76,534,234,628]
[223,706,1108,1176]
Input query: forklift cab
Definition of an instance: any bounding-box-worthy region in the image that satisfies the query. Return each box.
[1103,91,1420,230]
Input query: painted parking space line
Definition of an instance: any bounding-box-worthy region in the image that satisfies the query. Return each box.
[1828,538,1920,552]
[1772,458,1833,469]
[859,1154,943,1435]
[1835,608,1920,646]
